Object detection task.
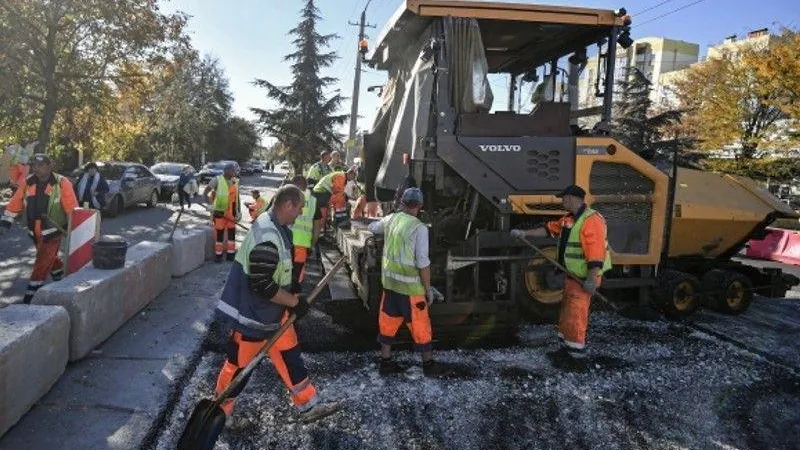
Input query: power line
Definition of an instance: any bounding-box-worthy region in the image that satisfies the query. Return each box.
[634,0,710,29]
[631,0,678,17]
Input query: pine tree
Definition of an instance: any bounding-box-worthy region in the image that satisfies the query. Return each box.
[613,67,692,161]
[251,0,348,173]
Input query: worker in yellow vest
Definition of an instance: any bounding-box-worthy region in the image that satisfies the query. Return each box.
[203,164,241,262]
[5,140,37,188]
[287,176,320,292]
[510,184,612,364]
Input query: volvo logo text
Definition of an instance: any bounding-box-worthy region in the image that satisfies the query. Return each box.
[479,144,522,152]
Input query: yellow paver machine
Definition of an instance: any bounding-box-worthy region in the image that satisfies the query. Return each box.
[329,0,799,344]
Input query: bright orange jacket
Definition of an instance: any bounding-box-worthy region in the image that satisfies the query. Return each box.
[546,208,607,267]
[6,173,78,239]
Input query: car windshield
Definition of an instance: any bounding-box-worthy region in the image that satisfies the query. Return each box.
[205,163,226,170]
[95,164,126,179]
[152,164,184,175]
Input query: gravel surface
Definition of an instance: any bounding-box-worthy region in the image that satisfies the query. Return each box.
[151,306,800,450]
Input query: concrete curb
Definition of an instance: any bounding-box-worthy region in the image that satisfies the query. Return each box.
[0,305,70,437]
[32,241,172,361]
[161,228,207,277]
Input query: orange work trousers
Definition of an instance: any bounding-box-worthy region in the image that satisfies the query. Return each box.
[292,246,309,293]
[558,277,599,356]
[26,236,63,301]
[215,313,317,416]
[377,289,433,352]
[213,217,236,258]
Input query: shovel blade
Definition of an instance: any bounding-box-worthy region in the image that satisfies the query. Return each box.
[177,399,227,450]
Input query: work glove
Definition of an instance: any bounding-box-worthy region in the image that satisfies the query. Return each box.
[291,295,311,320]
[427,286,444,305]
[583,277,599,295]
[510,228,526,240]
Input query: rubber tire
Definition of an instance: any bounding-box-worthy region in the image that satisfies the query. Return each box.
[146,190,158,207]
[656,269,702,319]
[516,252,561,324]
[701,269,754,315]
[107,195,123,218]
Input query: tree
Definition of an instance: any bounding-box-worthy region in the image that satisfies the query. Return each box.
[206,117,259,163]
[674,31,797,160]
[251,0,347,172]
[0,0,186,152]
[613,67,692,161]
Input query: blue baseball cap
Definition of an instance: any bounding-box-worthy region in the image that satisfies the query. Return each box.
[401,187,424,206]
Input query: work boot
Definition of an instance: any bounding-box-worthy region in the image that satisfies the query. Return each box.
[22,294,33,305]
[379,358,408,375]
[422,360,453,378]
[226,252,236,262]
[299,401,343,424]
[214,254,223,263]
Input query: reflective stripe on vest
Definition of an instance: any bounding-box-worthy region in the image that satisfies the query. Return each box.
[381,212,425,296]
[216,215,293,332]
[291,189,317,248]
[312,171,343,194]
[559,208,613,279]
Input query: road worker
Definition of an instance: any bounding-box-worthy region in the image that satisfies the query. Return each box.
[213,184,341,423]
[0,154,78,303]
[247,190,267,221]
[329,150,347,172]
[510,184,611,361]
[367,187,451,377]
[203,164,241,262]
[311,166,357,232]
[286,175,320,291]
[305,151,331,189]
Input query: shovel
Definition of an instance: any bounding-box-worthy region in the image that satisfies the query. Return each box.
[515,235,621,312]
[167,209,184,243]
[177,256,347,450]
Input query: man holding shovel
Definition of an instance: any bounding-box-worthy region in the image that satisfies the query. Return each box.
[213,184,341,423]
[510,184,611,361]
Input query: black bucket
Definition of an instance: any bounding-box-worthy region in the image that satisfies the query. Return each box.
[92,235,128,270]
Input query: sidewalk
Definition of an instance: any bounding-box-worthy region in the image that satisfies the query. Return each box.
[0,261,229,450]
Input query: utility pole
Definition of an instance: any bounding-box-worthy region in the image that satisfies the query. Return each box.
[346,1,376,164]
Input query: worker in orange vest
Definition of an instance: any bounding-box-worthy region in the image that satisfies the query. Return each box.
[247,190,267,220]
[311,166,357,234]
[510,185,612,363]
[0,154,79,303]
[5,140,37,188]
[203,164,241,262]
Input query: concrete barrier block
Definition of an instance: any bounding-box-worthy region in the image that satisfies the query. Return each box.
[205,227,215,261]
[0,305,70,437]
[32,241,172,361]
[161,228,207,277]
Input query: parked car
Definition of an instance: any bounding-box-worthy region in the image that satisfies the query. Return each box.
[197,160,240,184]
[240,162,256,176]
[150,162,198,201]
[71,162,161,217]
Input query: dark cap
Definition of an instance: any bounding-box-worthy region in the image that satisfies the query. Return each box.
[401,187,424,206]
[555,184,586,199]
[30,153,51,165]
[85,162,98,170]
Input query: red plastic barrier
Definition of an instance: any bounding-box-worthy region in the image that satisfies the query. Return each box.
[746,227,800,265]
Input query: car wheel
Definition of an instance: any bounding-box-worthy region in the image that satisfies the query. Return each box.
[108,195,123,218]
[147,190,158,208]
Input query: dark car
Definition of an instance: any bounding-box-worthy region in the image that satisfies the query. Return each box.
[198,160,240,184]
[71,162,161,217]
[151,162,197,201]
[240,162,256,176]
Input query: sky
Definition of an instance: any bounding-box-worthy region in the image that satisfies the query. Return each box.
[160,0,800,146]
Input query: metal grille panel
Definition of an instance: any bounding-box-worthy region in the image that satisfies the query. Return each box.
[593,202,652,255]
[589,162,655,195]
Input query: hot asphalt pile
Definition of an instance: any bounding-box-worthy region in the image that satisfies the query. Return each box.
[150,299,800,450]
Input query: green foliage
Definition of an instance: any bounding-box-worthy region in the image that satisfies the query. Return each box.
[251,0,348,172]
[613,67,694,160]
[703,157,800,181]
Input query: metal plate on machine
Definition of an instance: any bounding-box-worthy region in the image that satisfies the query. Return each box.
[456,136,575,192]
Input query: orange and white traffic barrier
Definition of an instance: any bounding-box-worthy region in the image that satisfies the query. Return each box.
[66,207,101,274]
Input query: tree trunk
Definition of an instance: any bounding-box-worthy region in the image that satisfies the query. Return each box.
[37,24,59,153]
[741,144,757,159]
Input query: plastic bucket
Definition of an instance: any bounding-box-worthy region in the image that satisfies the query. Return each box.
[92,235,128,270]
